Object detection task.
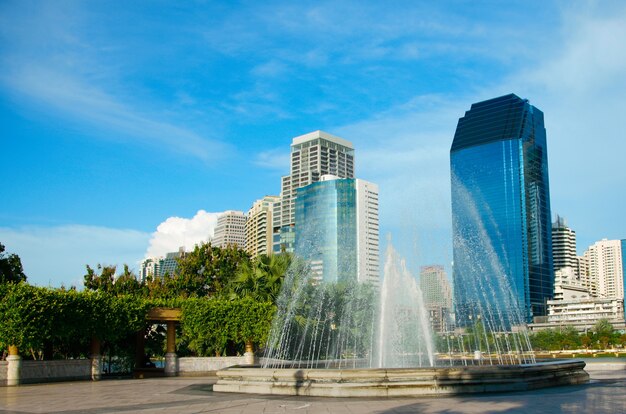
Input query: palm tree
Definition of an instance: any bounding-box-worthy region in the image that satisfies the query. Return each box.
[230,253,292,302]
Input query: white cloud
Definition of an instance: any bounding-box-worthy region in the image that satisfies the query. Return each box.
[145,210,222,258]
[0,225,150,288]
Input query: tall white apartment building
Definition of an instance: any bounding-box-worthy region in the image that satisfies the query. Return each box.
[356,179,379,285]
[245,196,280,258]
[213,210,247,249]
[278,131,355,252]
[584,239,625,301]
[551,215,578,272]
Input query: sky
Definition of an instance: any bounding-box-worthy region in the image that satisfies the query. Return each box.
[1,1,625,287]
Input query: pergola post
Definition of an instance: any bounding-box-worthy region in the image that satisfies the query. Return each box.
[90,337,102,381]
[164,320,178,376]
[7,345,22,386]
[244,340,256,365]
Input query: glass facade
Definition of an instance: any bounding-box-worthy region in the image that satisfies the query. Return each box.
[295,178,357,283]
[450,94,553,325]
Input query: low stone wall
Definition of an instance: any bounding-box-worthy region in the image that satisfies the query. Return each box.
[20,360,91,384]
[0,361,7,386]
[178,356,247,376]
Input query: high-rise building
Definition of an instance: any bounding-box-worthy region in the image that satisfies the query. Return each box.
[294,175,379,285]
[419,265,453,333]
[419,265,453,309]
[212,211,246,249]
[139,247,186,281]
[245,196,280,258]
[278,131,355,252]
[552,215,578,273]
[584,239,625,301]
[450,94,554,324]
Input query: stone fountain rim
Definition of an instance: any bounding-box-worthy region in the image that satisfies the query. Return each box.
[213,359,589,398]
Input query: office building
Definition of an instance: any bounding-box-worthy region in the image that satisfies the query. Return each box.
[213,211,246,249]
[294,175,379,285]
[419,265,453,332]
[245,195,280,258]
[139,247,186,281]
[419,265,453,308]
[278,131,355,252]
[546,298,625,331]
[450,94,554,325]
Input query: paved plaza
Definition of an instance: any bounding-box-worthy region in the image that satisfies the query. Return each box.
[1,363,624,414]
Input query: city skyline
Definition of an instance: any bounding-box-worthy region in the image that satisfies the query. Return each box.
[1,1,626,287]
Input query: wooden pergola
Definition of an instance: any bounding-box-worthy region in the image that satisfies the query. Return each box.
[136,307,182,378]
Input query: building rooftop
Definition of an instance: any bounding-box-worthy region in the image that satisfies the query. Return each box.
[292,130,354,149]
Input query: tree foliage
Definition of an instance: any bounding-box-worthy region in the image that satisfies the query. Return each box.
[0,284,150,360]
[0,243,27,284]
[228,253,291,302]
[161,243,250,298]
[181,298,275,356]
[84,264,145,296]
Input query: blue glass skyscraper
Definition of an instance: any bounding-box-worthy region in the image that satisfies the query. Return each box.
[450,94,554,325]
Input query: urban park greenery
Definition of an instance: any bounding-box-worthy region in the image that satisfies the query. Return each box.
[0,241,288,364]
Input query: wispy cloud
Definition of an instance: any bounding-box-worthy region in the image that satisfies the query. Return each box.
[0,1,231,164]
[335,2,626,262]
[254,148,290,170]
[3,66,230,162]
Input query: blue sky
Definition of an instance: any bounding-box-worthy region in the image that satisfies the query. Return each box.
[1,1,625,287]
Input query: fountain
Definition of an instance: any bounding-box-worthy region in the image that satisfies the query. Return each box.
[214,184,589,396]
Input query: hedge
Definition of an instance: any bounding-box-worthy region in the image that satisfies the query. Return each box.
[0,283,275,359]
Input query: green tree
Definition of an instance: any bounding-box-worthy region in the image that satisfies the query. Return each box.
[229,253,291,302]
[83,264,116,292]
[172,243,250,297]
[593,319,614,338]
[84,264,145,296]
[0,243,27,284]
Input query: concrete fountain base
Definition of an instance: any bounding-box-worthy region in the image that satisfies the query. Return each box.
[214,360,589,397]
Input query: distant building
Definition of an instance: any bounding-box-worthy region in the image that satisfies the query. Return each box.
[545,297,625,332]
[139,247,186,281]
[245,196,280,258]
[213,210,247,249]
[450,94,554,324]
[278,131,355,253]
[271,196,282,254]
[553,267,590,301]
[419,265,453,308]
[419,265,453,333]
[552,215,578,273]
[294,175,379,285]
[584,239,625,301]
[139,257,158,282]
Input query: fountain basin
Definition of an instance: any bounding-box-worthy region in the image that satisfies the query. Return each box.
[214,360,589,397]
